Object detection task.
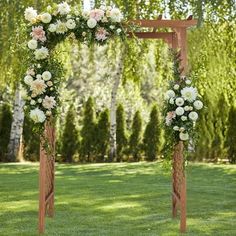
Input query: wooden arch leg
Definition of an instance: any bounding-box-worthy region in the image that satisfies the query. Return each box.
[38,120,55,234]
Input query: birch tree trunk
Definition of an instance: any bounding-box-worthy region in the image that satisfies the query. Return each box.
[7,87,25,162]
[109,56,124,161]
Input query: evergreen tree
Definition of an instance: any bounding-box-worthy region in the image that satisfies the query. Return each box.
[80,97,96,162]
[116,104,128,161]
[95,109,110,162]
[61,105,79,163]
[225,105,236,163]
[143,105,162,161]
[129,110,142,161]
[0,103,12,161]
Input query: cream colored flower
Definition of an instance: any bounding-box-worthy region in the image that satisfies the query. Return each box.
[57,2,70,15]
[66,19,76,29]
[42,71,52,81]
[24,7,37,23]
[42,96,56,110]
[27,39,38,50]
[87,18,97,28]
[30,78,47,95]
[56,20,68,34]
[30,108,46,123]
[34,47,49,60]
[41,13,52,23]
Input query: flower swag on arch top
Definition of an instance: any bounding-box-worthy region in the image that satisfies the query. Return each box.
[22,2,128,134]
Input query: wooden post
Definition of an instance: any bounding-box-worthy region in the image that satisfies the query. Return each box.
[38,120,55,234]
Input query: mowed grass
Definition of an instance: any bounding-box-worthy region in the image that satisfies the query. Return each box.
[0,162,236,236]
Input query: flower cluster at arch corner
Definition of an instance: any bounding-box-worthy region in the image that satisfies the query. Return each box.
[23,2,126,126]
[164,77,204,142]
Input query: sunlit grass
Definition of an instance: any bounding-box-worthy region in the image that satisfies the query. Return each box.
[0,162,236,235]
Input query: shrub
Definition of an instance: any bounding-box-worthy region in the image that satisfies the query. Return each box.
[116,104,128,161]
[61,105,79,162]
[0,103,13,161]
[129,110,142,161]
[143,105,162,161]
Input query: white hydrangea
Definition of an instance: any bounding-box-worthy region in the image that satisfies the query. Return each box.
[34,47,49,60]
[48,24,57,32]
[24,75,33,85]
[41,13,52,23]
[24,7,37,23]
[57,2,71,15]
[189,111,199,121]
[30,108,46,123]
[66,19,76,29]
[27,39,38,50]
[56,20,68,34]
[175,107,185,116]
[175,97,185,106]
[87,18,97,28]
[110,8,123,22]
[181,87,198,102]
[179,132,189,141]
[193,100,203,110]
[42,71,52,81]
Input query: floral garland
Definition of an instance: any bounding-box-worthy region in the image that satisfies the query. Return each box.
[22,2,127,132]
[163,57,204,144]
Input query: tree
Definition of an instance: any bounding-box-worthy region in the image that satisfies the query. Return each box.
[61,105,79,163]
[80,97,96,162]
[0,103,13,161]
[143,105,162,161]
[95,109,110,162]
[116,104,127,161]
[129,110,142,161]
[225,105,236,163]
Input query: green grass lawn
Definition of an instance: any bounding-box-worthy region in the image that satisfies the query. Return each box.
[0,162,236,236]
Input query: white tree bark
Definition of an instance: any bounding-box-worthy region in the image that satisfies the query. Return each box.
[7,87,25,161]
[109,57,124,160]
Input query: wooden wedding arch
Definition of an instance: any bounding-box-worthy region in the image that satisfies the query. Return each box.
[38,17,197,234]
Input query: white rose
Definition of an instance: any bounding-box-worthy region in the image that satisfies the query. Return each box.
[24,75,33,85]
[179,132,189,141]
[173,126,179,131]
[42,71,52,81]
[175,107,185,116]
[189,111,198,121]
[66,19,76,29]
[27,39,38,50]
[41,13,52,23]
[30,108,46,123]
[175,97,185,106]
[181,116,187,121]
[193,100,203,110]
[174,84,180,90]
[48,24,57,32]
[87,18,97,28]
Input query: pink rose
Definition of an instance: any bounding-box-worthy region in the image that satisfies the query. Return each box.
[31,26,46,42]
[90,9,104,21]
[95,27,109,41]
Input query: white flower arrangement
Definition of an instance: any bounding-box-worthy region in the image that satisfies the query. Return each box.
[164,77,203,142]
[23,2,128,126]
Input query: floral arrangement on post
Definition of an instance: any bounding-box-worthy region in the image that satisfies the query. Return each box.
[163,54,203,154]
[22,2,127,135]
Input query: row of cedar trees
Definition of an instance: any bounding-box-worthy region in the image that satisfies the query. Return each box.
[59,97,162,163]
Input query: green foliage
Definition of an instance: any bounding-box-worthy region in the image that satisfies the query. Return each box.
[0,103,13,161]
[80,97,96,162]
[95,109,110,162]
[23,114,40,161]
[116,104,128,161]
[225,105,236,163]
[143,105,162,161]
[61,105,79,163]
[128,110,142,161]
